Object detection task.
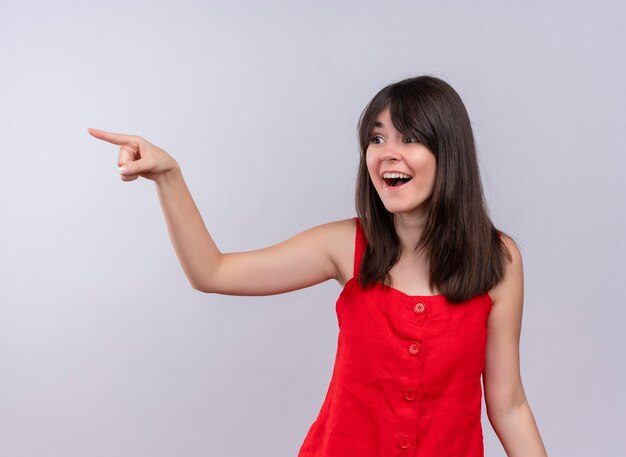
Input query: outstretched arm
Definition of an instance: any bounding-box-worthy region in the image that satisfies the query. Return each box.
[484,235,549,456]
[88,128,355,296]
[154,165,354,295]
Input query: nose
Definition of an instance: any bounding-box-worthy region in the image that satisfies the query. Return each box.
[381,140,401,162]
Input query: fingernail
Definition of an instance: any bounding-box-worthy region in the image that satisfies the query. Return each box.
[119,166,128,174]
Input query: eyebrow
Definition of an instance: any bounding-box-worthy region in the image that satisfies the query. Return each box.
[374,121,385,128]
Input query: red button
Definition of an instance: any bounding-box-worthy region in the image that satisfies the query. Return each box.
[408,341,421,355]
[413,302,426,314]
[403,388,417,401]
[398,435,412,449]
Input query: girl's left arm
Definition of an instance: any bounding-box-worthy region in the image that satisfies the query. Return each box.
[484,235,548,457]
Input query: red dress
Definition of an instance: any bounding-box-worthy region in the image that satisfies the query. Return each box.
[297,217,493,457]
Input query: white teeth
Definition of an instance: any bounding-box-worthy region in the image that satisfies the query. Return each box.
[382,172,412,179]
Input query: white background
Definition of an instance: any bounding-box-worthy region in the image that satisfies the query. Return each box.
[1,0,624,455]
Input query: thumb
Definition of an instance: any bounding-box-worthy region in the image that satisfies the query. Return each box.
[118,159,147,175]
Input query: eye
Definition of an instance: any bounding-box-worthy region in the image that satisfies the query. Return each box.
[403,136,418,144]
[369,135,385,144]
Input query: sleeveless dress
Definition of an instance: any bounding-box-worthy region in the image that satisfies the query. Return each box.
[297,217,493,457]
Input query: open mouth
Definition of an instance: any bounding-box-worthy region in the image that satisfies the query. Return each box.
[383,172,413,188]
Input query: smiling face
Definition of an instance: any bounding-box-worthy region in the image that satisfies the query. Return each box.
[365,107,437,218]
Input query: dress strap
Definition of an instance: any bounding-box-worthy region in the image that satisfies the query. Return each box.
[353,217,367,278]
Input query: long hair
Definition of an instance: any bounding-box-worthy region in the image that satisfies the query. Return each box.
[355,75,513,303]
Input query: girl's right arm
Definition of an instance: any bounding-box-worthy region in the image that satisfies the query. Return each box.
[88,128,355,296]
[154,164,355,295]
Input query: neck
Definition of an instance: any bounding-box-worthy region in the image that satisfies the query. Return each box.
[393,211,428,255]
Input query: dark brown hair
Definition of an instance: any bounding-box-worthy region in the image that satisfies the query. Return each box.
[355,75,513,303]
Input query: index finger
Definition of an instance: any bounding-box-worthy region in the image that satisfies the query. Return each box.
[87,128,141,146]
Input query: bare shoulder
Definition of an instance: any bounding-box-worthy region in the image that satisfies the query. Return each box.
[283,217,356,277]
[313,217,356,236]
[203,217,357,296]
[313,218,357,286]
[499,232,522,264]
[488,233,523,306]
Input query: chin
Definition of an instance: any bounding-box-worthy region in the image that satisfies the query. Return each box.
[382,204,412,214]
[381,200,431,216]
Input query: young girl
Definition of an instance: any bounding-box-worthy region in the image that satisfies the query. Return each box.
[88,75,548,456]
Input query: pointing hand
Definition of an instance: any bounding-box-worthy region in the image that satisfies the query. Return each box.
[88,128,179,182]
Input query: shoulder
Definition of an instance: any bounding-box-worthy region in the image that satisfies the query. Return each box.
[323,217,357,255]
[488,232,523,305]
[304,218,356,285]
[499,232,522,264]
[288,217,355,243]
[309,217,356,241]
